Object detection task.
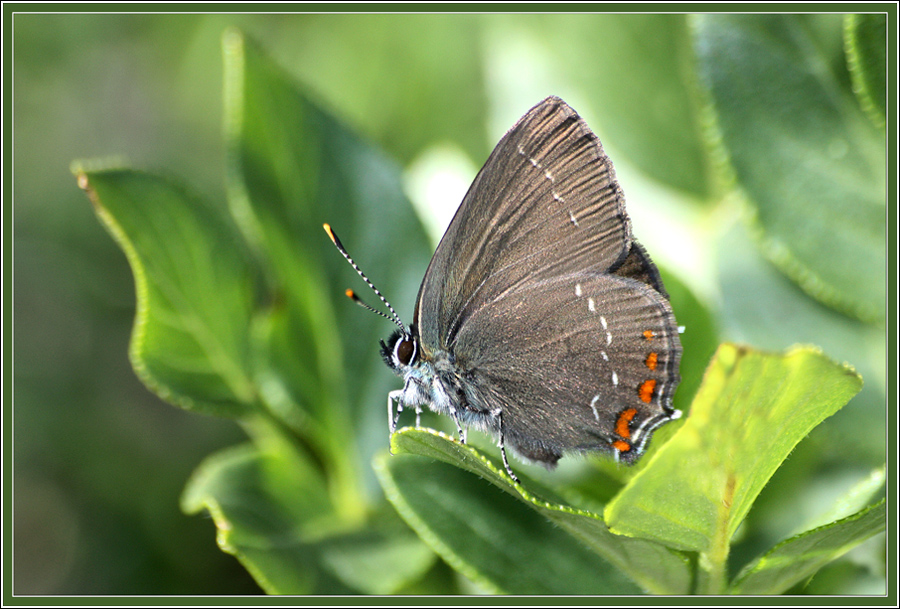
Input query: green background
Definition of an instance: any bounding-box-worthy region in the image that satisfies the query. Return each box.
[11,10,888,595]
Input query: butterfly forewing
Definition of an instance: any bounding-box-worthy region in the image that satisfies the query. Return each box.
[415,97,634,352]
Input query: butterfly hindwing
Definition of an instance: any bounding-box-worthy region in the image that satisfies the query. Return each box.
[451,270,681,465]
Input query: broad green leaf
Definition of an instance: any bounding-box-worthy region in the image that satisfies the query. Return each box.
[315,511,438,595]
[693,14,886,323]
[181,420,435,594]
[605,344,862,556]
[507,14,715,199]
[180,430,333,594]
[844,14,887,126]
[382,428,691,594]
[74,167,256,416]
[222,30,432,506]
[376,452,643,594]
[730,499,885,594]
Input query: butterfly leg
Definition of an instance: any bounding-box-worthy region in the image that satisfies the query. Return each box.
[434,380,467,443]
[495,409,519,484]
[447,407,467,444]
[388,389,403,433]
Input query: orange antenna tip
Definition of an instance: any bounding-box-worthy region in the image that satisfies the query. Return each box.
[323,223,346,250]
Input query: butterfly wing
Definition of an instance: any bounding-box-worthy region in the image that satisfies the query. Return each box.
[453,270,681,465]
[415,97,639,352]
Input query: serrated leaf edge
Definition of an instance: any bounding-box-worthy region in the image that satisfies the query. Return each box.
[843,14,886,128]
[729,499,886,594]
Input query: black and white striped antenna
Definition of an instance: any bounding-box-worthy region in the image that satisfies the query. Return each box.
[323,223,407,332]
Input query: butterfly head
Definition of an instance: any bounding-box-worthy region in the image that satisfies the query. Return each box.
[380,327,419,373]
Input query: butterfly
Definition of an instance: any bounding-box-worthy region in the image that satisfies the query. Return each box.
[326,96,682,482]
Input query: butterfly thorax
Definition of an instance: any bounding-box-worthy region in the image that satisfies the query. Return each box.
[381,328,498,434]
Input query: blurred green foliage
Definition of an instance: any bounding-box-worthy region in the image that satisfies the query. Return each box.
[14,12,886,595]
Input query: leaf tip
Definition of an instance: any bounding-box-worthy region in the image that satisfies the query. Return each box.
[784,344,864,391]
[222,27,244,53]
[74,169,90,193]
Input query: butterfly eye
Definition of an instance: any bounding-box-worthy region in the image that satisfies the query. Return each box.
[394,336,417,366]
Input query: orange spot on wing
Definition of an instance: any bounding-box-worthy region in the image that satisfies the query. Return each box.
[639,379,657,403]
[643,329,655,340]
[615,408,638,439]
[612,439,632,453]
[645,352,658,370]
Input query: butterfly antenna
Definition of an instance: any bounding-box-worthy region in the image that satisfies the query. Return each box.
[345,289,401,325]
[323,223,407,331]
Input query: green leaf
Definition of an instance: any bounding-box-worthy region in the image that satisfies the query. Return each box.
[380,428,691,594]
[182,419,436,595]
[73,167,256,416]
[510,14,715,199]
[376,452,642,594]
[78,30,441,593]
[315,513,438,595]
[222,30,433,511]
[730,499,885,594]
[844,14,886,127]
[693,14,885,323]
[606,344,863,547]
[605,344,862,590]
[605,344,862,552]
[180,427,333,594]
